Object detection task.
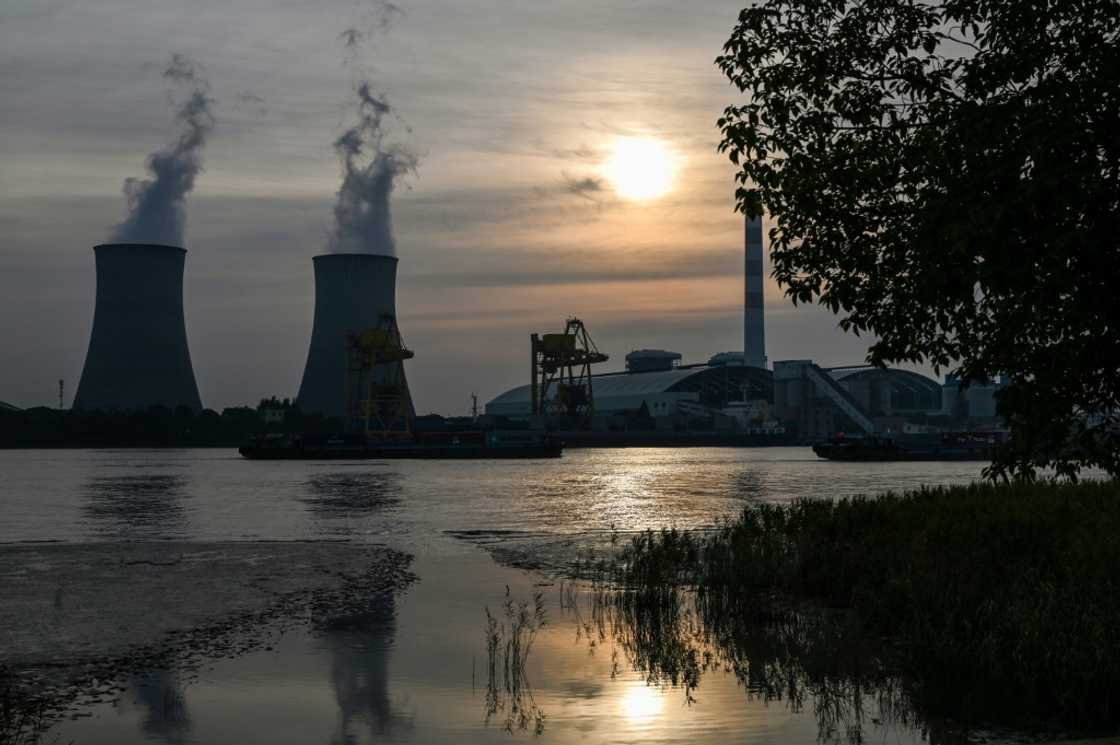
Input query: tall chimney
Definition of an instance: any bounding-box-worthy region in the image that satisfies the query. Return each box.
[73,244,203,411]
[296,253,414,418]
[744,215,767,369]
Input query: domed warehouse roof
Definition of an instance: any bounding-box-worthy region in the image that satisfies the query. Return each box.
[486,364,772,418]
[824,365,942,415]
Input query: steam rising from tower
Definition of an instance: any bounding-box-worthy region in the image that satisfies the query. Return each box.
[297,13,417,417]
[328,83,417,255]
[111,54,214,246]
[73,55,210,413]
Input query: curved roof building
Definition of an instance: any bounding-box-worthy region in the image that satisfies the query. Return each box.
[825,365,942,416]
[486,364,772,418]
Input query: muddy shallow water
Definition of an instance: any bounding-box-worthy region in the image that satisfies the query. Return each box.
[51,553,925,745]
[1,447,989,743]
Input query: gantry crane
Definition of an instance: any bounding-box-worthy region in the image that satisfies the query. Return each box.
[530,318,609,426]
[344,315,414,439]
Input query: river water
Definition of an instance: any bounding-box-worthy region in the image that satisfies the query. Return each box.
[1,447,989,744]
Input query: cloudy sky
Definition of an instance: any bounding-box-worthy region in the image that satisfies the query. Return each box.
[0,0,898,414]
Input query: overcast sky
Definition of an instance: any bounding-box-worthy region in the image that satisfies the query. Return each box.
[0,0,908,414]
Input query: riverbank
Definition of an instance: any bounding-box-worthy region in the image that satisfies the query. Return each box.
[0,542,414,733]
[612,480,1120,731]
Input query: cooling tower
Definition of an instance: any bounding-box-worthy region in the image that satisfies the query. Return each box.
[73,244,203,412]
[744,215,767,369]
[297,253,414,418]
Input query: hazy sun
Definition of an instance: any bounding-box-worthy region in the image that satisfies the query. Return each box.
[603,137,675,200]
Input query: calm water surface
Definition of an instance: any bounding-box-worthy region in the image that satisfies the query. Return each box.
[0,447,985,545]
[1,447,987,744]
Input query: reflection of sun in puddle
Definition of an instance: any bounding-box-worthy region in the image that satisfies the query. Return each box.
[620,683,663,723]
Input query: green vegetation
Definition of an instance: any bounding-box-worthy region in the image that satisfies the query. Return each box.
[717,0,1120,477]
[613,481,1120,729]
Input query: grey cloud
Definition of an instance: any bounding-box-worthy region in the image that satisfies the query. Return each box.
[563,175,605,200]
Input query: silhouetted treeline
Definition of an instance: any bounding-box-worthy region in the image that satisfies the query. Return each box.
[0,401,342,448]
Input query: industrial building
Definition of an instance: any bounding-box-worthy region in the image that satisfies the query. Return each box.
[486,352,774,432]
[485,216,780,437]
[296,253,414,422]
[73,243,203,412]
[487,351,950,441]
[772,360,943,441]
[941,374,1008,421]
[481,209,982,443]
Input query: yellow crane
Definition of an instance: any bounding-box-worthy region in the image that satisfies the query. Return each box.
[530,318,609,425]
[344,316,414,440]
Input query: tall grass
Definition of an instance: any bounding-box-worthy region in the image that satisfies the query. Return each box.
[483,590,547,735]
[614,480,1120,729]
[0,673,53,745]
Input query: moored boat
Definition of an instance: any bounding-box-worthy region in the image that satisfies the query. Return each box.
[238,430,562,460]
[812,431,1003,462]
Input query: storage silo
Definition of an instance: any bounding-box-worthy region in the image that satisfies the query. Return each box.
[296,253,414,419]
[73,243,203,412]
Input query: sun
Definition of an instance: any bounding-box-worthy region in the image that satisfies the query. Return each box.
[603,137,675,200]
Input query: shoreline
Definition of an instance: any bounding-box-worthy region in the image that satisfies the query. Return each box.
[1,541,415,720]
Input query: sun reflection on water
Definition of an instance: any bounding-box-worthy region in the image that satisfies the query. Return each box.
[619,683,663,724]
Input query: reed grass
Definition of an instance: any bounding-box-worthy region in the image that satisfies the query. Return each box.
[613,480,1120,729]
[483,589,547,735]
[0,673,53,745]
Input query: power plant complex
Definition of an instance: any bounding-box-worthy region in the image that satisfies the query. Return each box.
[63,216,999,448]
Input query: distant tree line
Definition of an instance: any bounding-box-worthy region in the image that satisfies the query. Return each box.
[0,398,342,448]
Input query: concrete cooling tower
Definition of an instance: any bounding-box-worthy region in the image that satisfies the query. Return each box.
[73,244,203,412]
[297,253,414,419]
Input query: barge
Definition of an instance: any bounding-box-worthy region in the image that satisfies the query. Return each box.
[239,430,562,460]
[812,432,1003,462]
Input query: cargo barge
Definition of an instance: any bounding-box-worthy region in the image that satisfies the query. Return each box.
[239,430,562,460]
[812,432,1003,462]
[555,430,795,448]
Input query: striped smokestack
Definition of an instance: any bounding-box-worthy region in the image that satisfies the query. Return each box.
[744,215,767,369]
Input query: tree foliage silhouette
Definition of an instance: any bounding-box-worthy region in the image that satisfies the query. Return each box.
[717,0,1120,477]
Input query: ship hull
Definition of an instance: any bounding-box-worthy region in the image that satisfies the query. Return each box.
[239,443,562,460]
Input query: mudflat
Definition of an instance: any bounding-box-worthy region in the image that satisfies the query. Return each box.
[0,541,414,711]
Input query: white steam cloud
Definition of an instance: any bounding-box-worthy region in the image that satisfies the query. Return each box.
[111,54,215,246]
[327,83,417,256]
[328,2,417,256]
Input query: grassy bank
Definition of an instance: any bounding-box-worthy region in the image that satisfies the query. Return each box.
[615,480,1120,729]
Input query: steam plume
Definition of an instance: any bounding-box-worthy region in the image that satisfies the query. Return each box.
[327,83,417,256]
[111,54,215,246]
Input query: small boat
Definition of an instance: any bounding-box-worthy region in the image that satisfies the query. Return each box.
[812,432,1003,462]
[238,430,563,460]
